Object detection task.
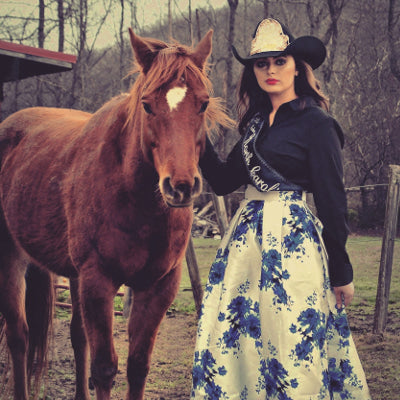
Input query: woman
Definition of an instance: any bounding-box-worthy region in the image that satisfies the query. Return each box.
[191,18,371,399]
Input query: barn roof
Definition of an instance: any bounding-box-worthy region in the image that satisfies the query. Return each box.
[0,39,76,82]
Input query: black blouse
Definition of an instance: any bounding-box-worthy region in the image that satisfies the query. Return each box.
[199,96,353,287]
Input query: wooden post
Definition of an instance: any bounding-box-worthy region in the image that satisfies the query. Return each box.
[373,165,400,334]
[123,286,133,318]
[185,193,230,318]
[211,193,229,236]
[185,237,203,318]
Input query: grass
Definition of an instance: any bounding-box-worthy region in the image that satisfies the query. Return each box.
[346,236,400,325]
[170,237,220,314]
[345,236,400,400]
[54,235,399,325]
[55,285,126,318]
[55,235,400,322]
[54,235,400,336]
[175,235,400,319]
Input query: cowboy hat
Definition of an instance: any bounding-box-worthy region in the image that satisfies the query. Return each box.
[232,18,326,70]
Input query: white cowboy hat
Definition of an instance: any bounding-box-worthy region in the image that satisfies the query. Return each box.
[232,18,326,70]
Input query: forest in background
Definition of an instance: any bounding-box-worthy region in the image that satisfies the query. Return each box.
[1,0,400,231]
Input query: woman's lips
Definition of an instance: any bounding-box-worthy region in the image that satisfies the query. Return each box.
[266,79,278,85]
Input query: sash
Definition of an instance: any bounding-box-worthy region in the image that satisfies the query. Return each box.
[242,113,303,192]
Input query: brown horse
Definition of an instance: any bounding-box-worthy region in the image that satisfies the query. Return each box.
[0,29,232,400]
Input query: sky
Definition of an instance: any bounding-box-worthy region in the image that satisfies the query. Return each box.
[1,0,226,52]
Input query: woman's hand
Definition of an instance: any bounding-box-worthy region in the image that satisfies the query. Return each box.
[333,282,355,308]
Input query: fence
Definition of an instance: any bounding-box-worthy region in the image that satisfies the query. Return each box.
[185,169,400,333]
[54,167,399,333]
[373,165,400,333]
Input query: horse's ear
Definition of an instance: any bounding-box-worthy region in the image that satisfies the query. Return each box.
[129,28,157,73]
[191,29,213,70]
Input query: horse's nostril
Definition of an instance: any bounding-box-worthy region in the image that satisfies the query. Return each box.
[175,182,191,198]
[162,177,173,195]
[161,176,201,207]
[192,176,201,195]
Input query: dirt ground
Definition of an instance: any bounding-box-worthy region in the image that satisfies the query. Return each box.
[45,307,400,400]
[44,312,198,400]
[2,308,399,399]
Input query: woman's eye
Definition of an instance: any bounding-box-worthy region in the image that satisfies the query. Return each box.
[255,61,267,68]
[275,58,287,66]
[142,102,154,114]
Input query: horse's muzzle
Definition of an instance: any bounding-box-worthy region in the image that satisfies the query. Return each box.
[162,176,202,207]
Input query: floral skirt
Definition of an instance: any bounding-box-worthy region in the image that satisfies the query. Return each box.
[191,187,371,399]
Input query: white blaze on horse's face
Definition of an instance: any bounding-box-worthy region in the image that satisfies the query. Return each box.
[166,86,187,112]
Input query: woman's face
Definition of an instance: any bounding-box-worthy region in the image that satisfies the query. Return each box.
[253,55,298,101]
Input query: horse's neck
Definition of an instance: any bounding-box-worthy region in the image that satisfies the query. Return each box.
[115,97,160,201]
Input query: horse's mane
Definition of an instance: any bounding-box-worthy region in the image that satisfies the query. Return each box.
[126,38,235,135]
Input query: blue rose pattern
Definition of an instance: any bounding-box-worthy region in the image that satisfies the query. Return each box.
[231,201,263,248]
[282,203,321,259]
[192,349,228,399]
[217,295,261,355]
[257,358,299,399]
[192,192,369,399]
[259,248,293,311]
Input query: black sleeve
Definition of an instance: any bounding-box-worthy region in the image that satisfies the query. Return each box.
[308,117,353,287]
[199,136,249,196]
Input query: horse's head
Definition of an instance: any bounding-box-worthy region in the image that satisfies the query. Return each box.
[127,29,226,208]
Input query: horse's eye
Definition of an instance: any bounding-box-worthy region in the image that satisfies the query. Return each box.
[142,102,154,115]
[199,101,209,114]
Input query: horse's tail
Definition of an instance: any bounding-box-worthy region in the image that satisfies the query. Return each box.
[25,262,55,395]
[0,312,9,395]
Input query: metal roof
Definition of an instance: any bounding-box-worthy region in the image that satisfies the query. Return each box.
[0,39,76,82]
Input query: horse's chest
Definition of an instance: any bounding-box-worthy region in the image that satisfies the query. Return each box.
[119,214,191,264]
[72,207,192,284]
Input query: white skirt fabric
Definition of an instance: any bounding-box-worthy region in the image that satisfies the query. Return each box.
[191,187,371,399]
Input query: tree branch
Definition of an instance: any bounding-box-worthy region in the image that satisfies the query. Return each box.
[388,0,400,82]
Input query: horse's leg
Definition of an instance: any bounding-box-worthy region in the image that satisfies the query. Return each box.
[0,251,29,400]
[126,265,182,400]
[70,277,90,400]
[79,264,119,400]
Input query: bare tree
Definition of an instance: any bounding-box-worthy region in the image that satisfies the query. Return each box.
[188,0,193,43]
[36,0,45,106]
[336,0,399,227]
[305,0,327,35]
[119,0,126,91]
[195,8,202,41]
[127,0,139,33]
[57,0,65,52]
[226,0,239,122]
[388,0,400,82]
[259,0,269,18]
[322,0,346,84]
[168,0,172,38]
[66,0,114,109]
[301,0,347,89]
[38,0,45,47]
